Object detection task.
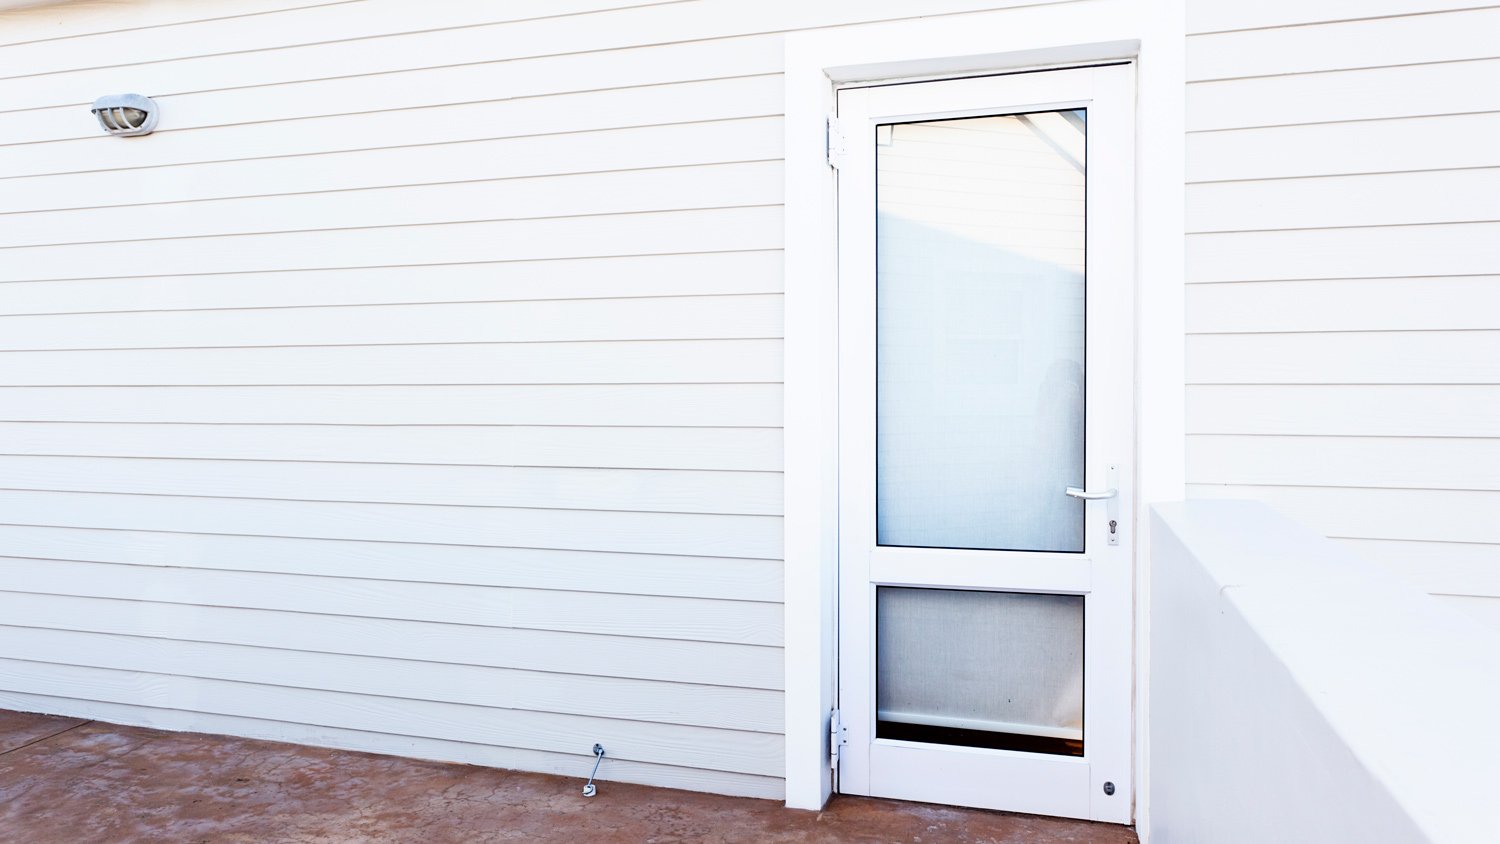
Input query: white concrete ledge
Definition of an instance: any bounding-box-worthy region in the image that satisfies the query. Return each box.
[1149,500,1500,844]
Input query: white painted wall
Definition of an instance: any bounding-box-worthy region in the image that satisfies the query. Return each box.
[0,0,1094,801]
[1150,500,1500,844]
[1184,1,1500,630]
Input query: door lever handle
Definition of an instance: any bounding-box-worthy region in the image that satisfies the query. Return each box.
[1065,486,1117,500]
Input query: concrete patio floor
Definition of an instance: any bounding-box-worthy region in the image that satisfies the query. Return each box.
[0,709,1139,843]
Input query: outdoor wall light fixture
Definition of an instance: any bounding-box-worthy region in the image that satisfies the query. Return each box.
[91,93,159,136]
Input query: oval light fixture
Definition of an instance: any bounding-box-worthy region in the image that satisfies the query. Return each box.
[91,93,159,136]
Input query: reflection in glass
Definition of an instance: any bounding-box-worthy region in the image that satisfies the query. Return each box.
[876,110,1087,552]
[876,587,1084,755]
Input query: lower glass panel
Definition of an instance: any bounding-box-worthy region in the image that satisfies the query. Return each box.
[876,586,1084,756]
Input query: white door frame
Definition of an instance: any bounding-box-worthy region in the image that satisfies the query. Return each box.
[782,1,1186,829]
[834,63,1135,823]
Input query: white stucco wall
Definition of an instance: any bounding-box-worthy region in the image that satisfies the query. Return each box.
[1150,500,1500,844]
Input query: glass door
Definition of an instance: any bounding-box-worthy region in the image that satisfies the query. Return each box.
[836,64,1135,823]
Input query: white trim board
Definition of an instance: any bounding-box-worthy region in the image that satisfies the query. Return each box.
[782,0,1185,829]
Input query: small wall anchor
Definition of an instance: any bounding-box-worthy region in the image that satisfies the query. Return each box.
[581,743,605,797]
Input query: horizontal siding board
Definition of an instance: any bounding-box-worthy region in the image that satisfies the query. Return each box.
[0,456,784,516]
[0,206,785,281]
[0,118,784,216]
[0,625,783,733]
[0,384,784,426]
[0,252,786,316]
[0,690,784,798]
[0,74,784,180]
[1187,435,1500,490]
[0,340,785,386]
[0,525,782,603]
[0,296,785,351]
[1187,385,1500,437]
[1186,222,1500,283]
[0,490,784,560]
[1186,7,1500,80]
[1188,112,1500,182]
[0,253,786,320]
[0,0,338,48]
[1186,331,1500,384]
[1336,539,1500,597]
[1188,0,1500,33]
[2,0,1050,110]
[0,659,785,776]
[0,161,785,249]
[0,0,660,75]
[1,32,782,147]
[0,422,785,472]
[0,591,784,689]
[1186,483,1500,544]
[0,558,783,645]
[1186,169,1500,232]
[1186,277,1500,333]
[1186,57,1500,131]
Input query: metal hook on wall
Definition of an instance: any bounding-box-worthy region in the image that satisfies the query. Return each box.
[581,743,605,797]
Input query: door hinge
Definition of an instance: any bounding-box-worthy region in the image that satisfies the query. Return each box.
[829,708,849,768]
[826,114,846,169]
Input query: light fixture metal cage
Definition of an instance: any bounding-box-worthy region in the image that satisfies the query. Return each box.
[91,93,159,136]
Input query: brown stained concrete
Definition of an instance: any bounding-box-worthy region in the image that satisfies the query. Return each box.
[0,710,1139,843]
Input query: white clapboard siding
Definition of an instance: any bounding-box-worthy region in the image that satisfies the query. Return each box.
[0,624,778,734]
[0,456,783,516]
[1186,331,1500,384]
[0,161,785,249]
[0,659,785,776]
[1186,277,1500,333]
[0,0,1093,799]
[1187,385,1500,437]
[1187,169,1500,233]
[1187,1,1500,606]
[0,0,334,47]
[1187,435,1500,490]
[0,296,784,351]
[3,0,1037,105]
[0,340,785,386]
[0,34,784,148]
[0,0,675,90]
[0,625,782,733]
[0,74,785,179]
[0,118,784,215]
[1,0,1045,143]
[0,385,783,426]
[1186,58,1500,132]
[0,592,785,689]
[0,490,783,560]
[0,525,783,603]
[1189,0,1497,32]
[1187,7,1500,80]
[0,690,784,799]
[3,206,784,281]
[0,252,785,315]
[0,558,782,645]
[0,423,785,472]
[1186,222,1500,283]
[1188,112,1500,182]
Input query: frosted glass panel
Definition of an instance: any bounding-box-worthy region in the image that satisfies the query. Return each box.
[876,110,1086,552]
[876,587,1084,755]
